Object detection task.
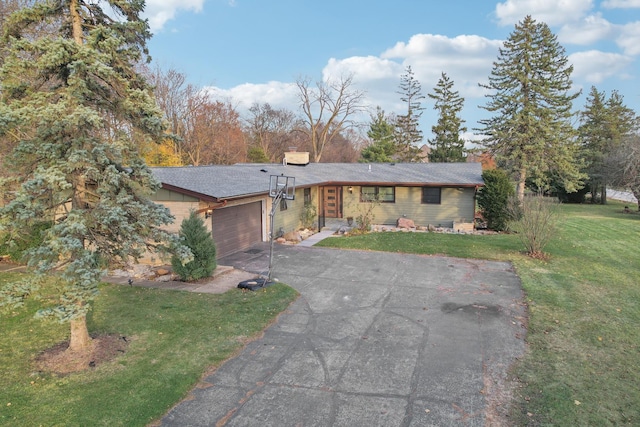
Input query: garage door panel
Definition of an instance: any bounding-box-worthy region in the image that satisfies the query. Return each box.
[212,202,262,258]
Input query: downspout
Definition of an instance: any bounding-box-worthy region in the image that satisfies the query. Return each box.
[474,185,480,226]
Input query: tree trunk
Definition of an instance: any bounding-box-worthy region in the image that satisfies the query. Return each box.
[69,316,92,352]
[68,3,90,355]
[633,188,640,211]
[70,0,83,45]
[517,168,526,201]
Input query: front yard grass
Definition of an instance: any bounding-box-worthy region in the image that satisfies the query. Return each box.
[0,278,297,426]
[318,202,640,426]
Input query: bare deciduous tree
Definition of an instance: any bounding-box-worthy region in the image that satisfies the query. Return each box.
[144,65,209,164]
[296,74,366,163]
[246,102,299,162]
[186,99,246,165]
[316,128,364,162]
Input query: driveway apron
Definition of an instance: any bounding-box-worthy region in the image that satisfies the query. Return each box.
[161,245,526,426]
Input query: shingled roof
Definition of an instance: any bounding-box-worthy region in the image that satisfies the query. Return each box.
[152,162,484,201]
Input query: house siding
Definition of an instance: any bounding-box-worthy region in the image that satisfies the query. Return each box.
[153,188,200,203]
[272,187,317,235]
[156,200,201,234]
[343,186,475,228]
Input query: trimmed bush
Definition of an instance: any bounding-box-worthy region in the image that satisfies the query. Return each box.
[477,169,515,231]
[171,211,217,281]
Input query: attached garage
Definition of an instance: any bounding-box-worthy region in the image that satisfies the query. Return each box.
[211,201,263,258]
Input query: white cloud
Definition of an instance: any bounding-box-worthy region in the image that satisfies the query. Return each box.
[322,56,400,82]
[616,21,640,55]
[321,56,404,114]
[558,13,615,44]
[569,50,633,82]
[202,81,300,115]
[379,34,502,98]
[495,0,594,26]
[602,0,640,8]
[143,0,206,32]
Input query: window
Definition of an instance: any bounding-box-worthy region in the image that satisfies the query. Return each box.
[360,186,395,203]
[422,187,441,204]
[280,198,288,211]
[304,188,311,204]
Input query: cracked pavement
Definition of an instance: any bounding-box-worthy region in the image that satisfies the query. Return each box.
[160,245,526,426]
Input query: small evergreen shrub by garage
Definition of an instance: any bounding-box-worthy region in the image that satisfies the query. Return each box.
[477,169,515,231]
[171,211,217,281]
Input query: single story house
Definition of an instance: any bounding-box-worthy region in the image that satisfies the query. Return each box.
[150,155,484,259]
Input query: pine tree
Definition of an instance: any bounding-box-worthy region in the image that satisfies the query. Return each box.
[360,107,396,163]
[394,66,425,162]
[477,15,583,200]
[0,1,187,354]
[579,87,638,204]
[172,211,216,281]
[428,72,467,162]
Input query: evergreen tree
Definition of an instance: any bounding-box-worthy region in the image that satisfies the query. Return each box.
[394,66,425,162]
[172,211,217,281]
[360,107,396,163]
[477,168,515,231]
[578,87,638,204]
[477,15,583,200]
[0,1,188,354]
[428,72,467,162]
[247,145,270,163]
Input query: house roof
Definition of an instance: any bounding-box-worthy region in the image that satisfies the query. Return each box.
[151,162,484,201]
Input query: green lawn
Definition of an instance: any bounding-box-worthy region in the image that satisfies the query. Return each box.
[318,202,640,426]
[0,279,297,426]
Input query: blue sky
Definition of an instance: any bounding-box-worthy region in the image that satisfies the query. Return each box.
[143,0,640,143]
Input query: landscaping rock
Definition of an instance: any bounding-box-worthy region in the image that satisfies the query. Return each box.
[156,268,170,276]
[299,228,315,240]
[283,231,302,242]
[397,217,416,229]
[453,222,475,233]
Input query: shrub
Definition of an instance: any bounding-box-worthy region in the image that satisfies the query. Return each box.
[477,169,515,231]
[171,211,217,281]
[352,197,379,234]
[299,202,317,229]
[508,194,561,257]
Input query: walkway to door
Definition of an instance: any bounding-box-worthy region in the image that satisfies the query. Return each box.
[161,245,526,426]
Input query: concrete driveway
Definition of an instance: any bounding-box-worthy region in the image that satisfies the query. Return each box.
[161,244,526,426]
